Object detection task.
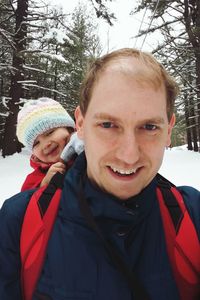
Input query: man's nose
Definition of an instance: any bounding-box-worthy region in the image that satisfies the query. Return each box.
[115,132,140,164]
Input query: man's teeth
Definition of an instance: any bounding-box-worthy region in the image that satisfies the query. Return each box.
[111,167,137,175]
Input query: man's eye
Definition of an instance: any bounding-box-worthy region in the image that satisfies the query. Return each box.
[101,122,114,128]
[144,124,157,130]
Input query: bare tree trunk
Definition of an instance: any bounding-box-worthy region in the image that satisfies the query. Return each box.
[196,0,200,150]
[186,128,193,150]
[190,106,199,152]
[184,93,193,150]
[195,52,200,150]
[53,45,59,100]
[2,0,28,156]
[184,0,200,151]
[188,76,199,152]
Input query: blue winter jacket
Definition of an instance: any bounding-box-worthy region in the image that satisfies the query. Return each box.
[0,153,200,300]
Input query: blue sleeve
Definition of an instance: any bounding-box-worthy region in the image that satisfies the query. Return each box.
[178,186,200,241]
[0,191,33,300]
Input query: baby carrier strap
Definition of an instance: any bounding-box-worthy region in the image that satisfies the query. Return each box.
[157,174,200,300]
[20,172,200,300]
[20,172,64,300]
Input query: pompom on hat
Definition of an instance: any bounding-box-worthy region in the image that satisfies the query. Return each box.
[16,97,75,150]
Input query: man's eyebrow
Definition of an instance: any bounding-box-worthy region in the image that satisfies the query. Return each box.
[93,113,119,122]
[94,113,165,124]
[142,117,165,124]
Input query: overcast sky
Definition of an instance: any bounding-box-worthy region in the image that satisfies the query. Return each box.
[50,0,159,53]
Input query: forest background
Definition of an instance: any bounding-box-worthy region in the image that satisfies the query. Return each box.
[0,0,200,157]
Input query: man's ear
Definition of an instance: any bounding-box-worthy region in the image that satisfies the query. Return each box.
[74,106,84,139]
[166,113,176,147]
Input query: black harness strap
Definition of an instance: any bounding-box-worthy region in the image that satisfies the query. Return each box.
[36,172,183,299]
[157,174,183,231]
[77,175,150,300]
[38,172,64,217]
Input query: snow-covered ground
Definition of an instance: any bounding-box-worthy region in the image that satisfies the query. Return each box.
[159,146,200,189]
[0,147,199,208]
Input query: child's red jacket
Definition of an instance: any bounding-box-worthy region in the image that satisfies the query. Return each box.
[21,155,74,191]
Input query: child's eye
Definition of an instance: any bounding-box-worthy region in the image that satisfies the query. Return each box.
[46,129,54,136]
[101,122,115,128]
[33,140,39,148]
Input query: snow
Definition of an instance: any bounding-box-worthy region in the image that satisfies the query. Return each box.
[0,147,199,208]
[44,28,66,44]
[159,147,200,189]
[0,149,32,207]
[39,52,69,64]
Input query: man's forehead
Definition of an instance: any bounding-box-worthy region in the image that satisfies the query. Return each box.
[106,56,143,70]
[97,57,163,90]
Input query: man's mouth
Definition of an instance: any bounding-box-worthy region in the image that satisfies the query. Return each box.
[108,166,139,177]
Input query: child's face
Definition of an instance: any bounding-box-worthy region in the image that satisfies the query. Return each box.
[32,127,72,163]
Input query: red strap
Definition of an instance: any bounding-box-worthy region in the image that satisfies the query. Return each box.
[157,187,200,300]
[20,186,62,300]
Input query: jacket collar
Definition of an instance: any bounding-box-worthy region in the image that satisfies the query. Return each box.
[61,152,157,226]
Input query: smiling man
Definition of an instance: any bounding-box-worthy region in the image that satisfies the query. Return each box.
[0,48,200,300]
[75,54,175,199]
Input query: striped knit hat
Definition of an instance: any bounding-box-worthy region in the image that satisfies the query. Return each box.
[16,97,75,150]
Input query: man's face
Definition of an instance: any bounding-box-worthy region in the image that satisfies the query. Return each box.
[32,127,71,163]
[76,67,175,200]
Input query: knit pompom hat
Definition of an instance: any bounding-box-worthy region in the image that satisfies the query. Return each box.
[16,97,75,150]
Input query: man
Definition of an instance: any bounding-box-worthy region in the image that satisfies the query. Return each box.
[0,48,200,300]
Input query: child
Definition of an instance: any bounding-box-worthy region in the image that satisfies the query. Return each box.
[16,97,84,191]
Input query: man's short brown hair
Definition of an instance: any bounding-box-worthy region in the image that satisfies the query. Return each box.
[80,48,179,120]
